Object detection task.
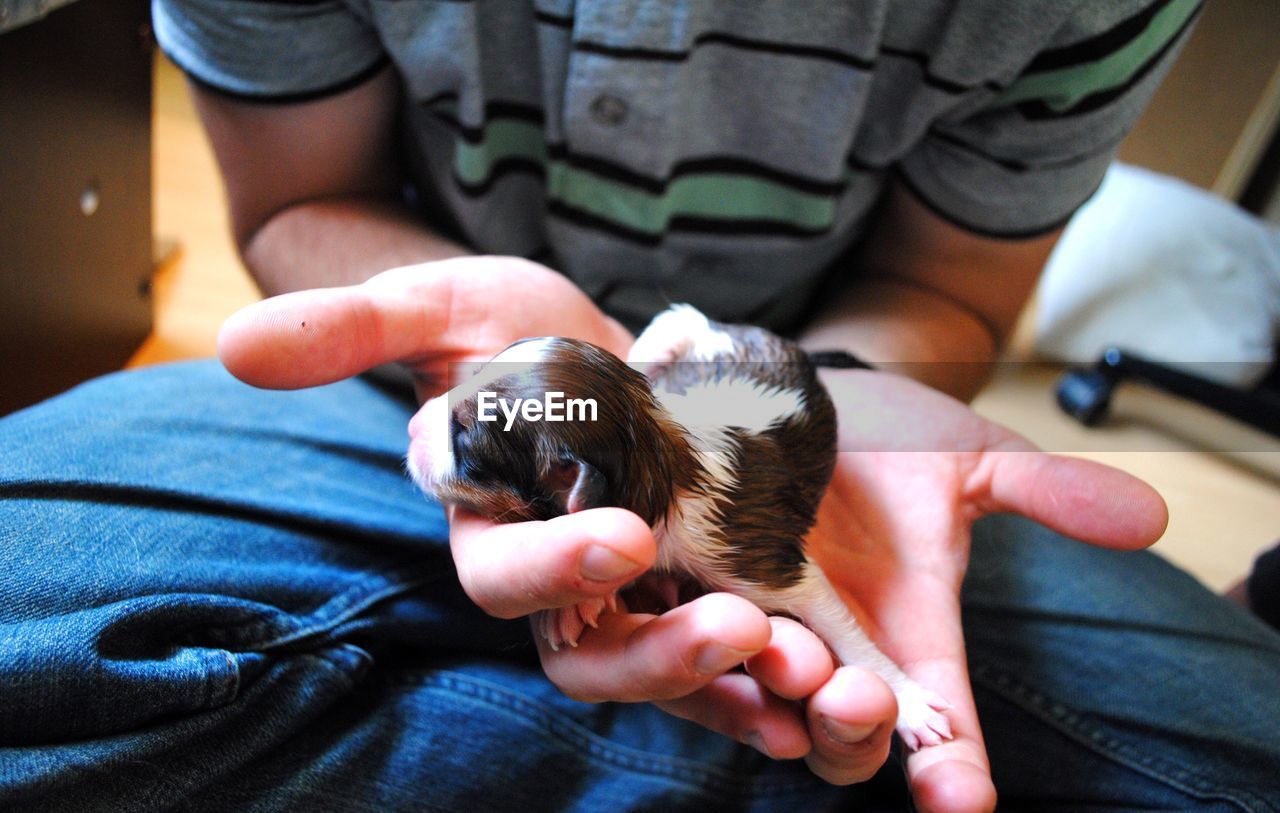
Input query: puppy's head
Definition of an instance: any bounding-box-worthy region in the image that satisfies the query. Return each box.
[408,337,695,525]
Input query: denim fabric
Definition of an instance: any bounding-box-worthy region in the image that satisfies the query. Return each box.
[2,361,1278,812]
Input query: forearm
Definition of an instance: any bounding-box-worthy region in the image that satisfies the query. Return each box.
[800,179,1062,403]
[242,195,470,296]
[188,68,470,296]
[799,277,998,403]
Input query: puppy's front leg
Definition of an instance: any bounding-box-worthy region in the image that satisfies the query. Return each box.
[535,593,619,650]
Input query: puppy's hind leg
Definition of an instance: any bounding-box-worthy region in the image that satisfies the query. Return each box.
[781,564,953,750]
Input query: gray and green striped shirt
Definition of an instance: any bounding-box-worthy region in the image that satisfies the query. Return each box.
[154,0,1199,333]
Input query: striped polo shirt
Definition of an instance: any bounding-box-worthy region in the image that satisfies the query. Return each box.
[154,0,1200,334]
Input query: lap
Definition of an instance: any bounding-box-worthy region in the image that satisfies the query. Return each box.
[2,362,1277,811]
[0,363,866,811]
[965,515,1280,812]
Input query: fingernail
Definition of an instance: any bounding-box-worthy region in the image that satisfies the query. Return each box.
[692,642,753,676]
[580,544,640,582]
[743,731,771,758]
[821,716,877,745]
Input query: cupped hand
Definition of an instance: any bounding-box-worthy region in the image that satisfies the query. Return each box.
[219,257,904,784]
[447,504,900,779]
[504,368,1167,812]
[793,368,1169,812]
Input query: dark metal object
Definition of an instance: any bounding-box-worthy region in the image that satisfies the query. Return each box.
[806,350,875,370]
[0,0,154,415]
[1056,347,1280,438]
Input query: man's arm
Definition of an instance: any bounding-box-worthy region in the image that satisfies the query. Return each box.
[189,66,470,296]
[799,178,1063,402]
[194,67,1056,404]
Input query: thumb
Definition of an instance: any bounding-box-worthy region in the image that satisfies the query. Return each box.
[982,451,1169,551]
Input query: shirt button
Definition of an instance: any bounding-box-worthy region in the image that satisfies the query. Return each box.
[589,94,628,126]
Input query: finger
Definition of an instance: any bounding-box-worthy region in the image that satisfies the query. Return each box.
[899,660,996,813]
[982,451,1168,550]
[881,583,996,813]
[539,593,772,703]
[912,759,999,813]
[744,616,835,700]
[808,548,996,810]
[655,673,812,760]
[449,507,655,619]
[217,266,463,390]
[803,666,897,785]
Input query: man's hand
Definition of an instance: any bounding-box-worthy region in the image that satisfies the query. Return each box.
[446,503,905,785]
[218,256,633,396]
[506,369,1166,813]
[219,262,1167,812]
[219,257,906,781]
[793,368,1168,810]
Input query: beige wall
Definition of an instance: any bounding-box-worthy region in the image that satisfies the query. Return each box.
[1118,0,1280,199]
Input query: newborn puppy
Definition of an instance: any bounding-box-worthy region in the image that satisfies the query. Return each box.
[407,304,952,749]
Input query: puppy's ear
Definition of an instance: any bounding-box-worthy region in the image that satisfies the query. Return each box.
[545,458,611,514]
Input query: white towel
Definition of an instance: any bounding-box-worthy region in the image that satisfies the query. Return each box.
[1036,163,1280,386]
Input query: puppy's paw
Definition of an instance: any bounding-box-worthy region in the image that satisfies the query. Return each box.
[894,682,954,751]
[535,595,618,651]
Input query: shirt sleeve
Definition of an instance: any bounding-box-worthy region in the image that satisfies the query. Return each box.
[898,0,1203,238]
[151,0,387,103]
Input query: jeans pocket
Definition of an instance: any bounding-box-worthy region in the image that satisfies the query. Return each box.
[0,564,442,745]
[972,662,1279,813]
[1,595,256,744]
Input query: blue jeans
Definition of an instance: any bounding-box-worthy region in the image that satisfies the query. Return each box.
[2,361,1278,812]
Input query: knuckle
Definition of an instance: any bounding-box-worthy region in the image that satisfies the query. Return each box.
[461,584,510,618]
[542,660,607,704]
[455,564,523,619]
[454,547,556,619]
[615,669,661,703]
[644,657,710,701]
[558,682,606,704]
[636,674,694,702]
[805,753,882,786]
[614,653,695,703]
[453,564,495,613]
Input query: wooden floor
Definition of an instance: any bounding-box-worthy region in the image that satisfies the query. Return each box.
[129,57,259,366]
[134,57,1280,591]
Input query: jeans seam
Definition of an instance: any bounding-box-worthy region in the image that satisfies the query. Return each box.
[385,669,816,798]
[201,564,446,652]
[203,649,240,709]
[970,662,1273,813]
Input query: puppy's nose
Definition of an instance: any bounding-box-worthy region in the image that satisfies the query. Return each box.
[408,395,442,440]
[409,394,440,437]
